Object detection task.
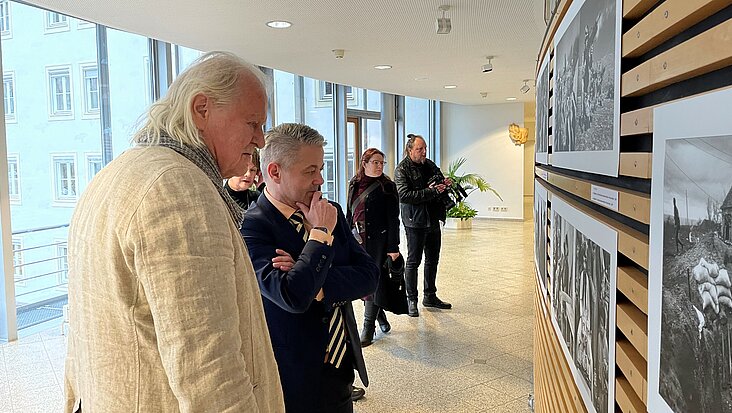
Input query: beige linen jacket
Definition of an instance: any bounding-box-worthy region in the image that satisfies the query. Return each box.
[64,146,285,412]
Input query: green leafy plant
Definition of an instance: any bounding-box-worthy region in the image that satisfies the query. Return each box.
[445,157,502,220]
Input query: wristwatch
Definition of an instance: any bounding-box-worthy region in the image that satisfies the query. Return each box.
[312,226,330,235]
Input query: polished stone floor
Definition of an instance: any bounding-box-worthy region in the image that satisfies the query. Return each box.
[0,200,535,413]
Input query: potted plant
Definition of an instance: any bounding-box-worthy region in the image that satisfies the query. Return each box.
[443,157,502,230]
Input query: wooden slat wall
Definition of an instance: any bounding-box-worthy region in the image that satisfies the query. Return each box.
[533,0,732,412]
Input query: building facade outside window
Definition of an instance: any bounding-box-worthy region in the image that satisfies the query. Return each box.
[47,65,73,118]
[80,64,99,115]
[3,71,15,122]
[7,154,20,203]
[86,153,102,181]
[52,154,78,202]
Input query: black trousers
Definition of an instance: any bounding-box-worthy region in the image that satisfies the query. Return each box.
[314,348,355,413]
[405,225,442,300]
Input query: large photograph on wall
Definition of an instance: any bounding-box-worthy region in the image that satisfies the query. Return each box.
[648,88,732,413]
[551,195,617,413]
[536,52,550,165]
[551,0,621,177]
[535,180,549,297]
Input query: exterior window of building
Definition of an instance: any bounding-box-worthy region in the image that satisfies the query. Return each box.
[44,11,69,32]
[86,153,102,181]
[80,64,99,115]
[52,155,78,202]
[77,18,94,29]
[57,242,68,283]
[3,71,15,122]
[47,65,73,118]
[0,0,11,38]
[12,238,24,285]
[7,154,20,203]
[316,80,354,106]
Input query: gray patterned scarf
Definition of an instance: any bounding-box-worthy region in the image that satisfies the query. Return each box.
[137,132,244,226]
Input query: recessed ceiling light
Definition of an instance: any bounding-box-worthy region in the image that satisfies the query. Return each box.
[374,65,392,70]
[266,20,292,29]
[506,97,518,101]
[414,76,429,81]
[444,85,457,89]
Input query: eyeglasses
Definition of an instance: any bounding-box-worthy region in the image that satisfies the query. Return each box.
[367,160,387,166]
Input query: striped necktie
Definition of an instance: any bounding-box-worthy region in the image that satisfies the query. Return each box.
[287,210,348,368]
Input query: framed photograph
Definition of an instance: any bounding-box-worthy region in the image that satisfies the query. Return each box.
[536,52,550,165]
[648,88,732,413]
[551,0,621,177]
[551,195,617,413]
[535,180,550,297]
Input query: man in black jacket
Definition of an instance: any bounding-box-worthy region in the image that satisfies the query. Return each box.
[394,134,452,317]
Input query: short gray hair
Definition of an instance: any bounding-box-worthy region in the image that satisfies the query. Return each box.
[260,123,326,174]
[133,51,269,147]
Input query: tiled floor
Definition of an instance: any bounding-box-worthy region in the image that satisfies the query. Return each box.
[1,200,536,413]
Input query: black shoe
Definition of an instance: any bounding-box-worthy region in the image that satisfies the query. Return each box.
[376,310,391,333]
[407,299,419,317]
[423,295,452,309]
[351,386,366,402]
[360,323,375,347]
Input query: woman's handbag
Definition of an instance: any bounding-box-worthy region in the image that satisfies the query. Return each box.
[376,255,409,315]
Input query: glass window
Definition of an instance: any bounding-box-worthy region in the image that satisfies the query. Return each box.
[364,119,382,152]
[77,18,94,29]
[47,66,73,118]
[86,153,102,180]
[366,90,382,112]
[174,45,203,78]
[7,154,19,202]
[81,64,99,115]
[44,11,68,32]
[56,242,68,283]
[304,78,336,200]
[0,0,11,38]
[3,71,15,121]
[404,96,431,156]
[52,155,77,202]
[316,80,354,107]
[273,70,298,124]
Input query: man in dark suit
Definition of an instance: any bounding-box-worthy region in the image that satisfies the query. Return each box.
[241,123,379,413]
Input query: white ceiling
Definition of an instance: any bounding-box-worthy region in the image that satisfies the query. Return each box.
[27,0,547,105]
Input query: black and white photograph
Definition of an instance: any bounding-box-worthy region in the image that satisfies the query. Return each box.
[649,88,732,413]
[551,196,617,413]
[535,181,549,297]
[551,0,620,177]
[535,53,550,165]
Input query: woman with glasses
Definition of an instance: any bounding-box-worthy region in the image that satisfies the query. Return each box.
[347,148,403,347]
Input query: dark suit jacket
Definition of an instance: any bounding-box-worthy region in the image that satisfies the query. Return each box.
[241,194,379,412]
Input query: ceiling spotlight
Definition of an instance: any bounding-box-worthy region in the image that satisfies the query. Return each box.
[332,49,345,59]
[436,5,451,34]
[374,65,392,70]
[506,97,517,101]
[520,79,531,94]
[444,85,457,89]
[482,56,494,73]
[266,20,292,29]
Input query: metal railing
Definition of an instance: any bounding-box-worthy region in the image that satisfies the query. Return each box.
[12,223,69,330]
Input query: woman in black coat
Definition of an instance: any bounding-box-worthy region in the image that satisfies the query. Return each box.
[347,148,402,347]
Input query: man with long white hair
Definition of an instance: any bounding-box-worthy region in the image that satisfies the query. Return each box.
[64,51,285,412]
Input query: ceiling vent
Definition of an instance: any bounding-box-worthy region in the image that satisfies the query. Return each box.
[436,5,451,34]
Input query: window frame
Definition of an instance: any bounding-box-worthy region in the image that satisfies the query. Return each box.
[56,240,69,285]
[79,62,100,117]
[12,237,24,286]
[85,152,102,184]
[0,0,12,39]
[44,11,69,33]
[7,153,20,204]
[316,80,356,107]
[3,70,16,123]
[50,153,79,205]
[46,65,74,120]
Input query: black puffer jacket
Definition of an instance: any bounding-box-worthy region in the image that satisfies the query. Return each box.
[394,157,446,228]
